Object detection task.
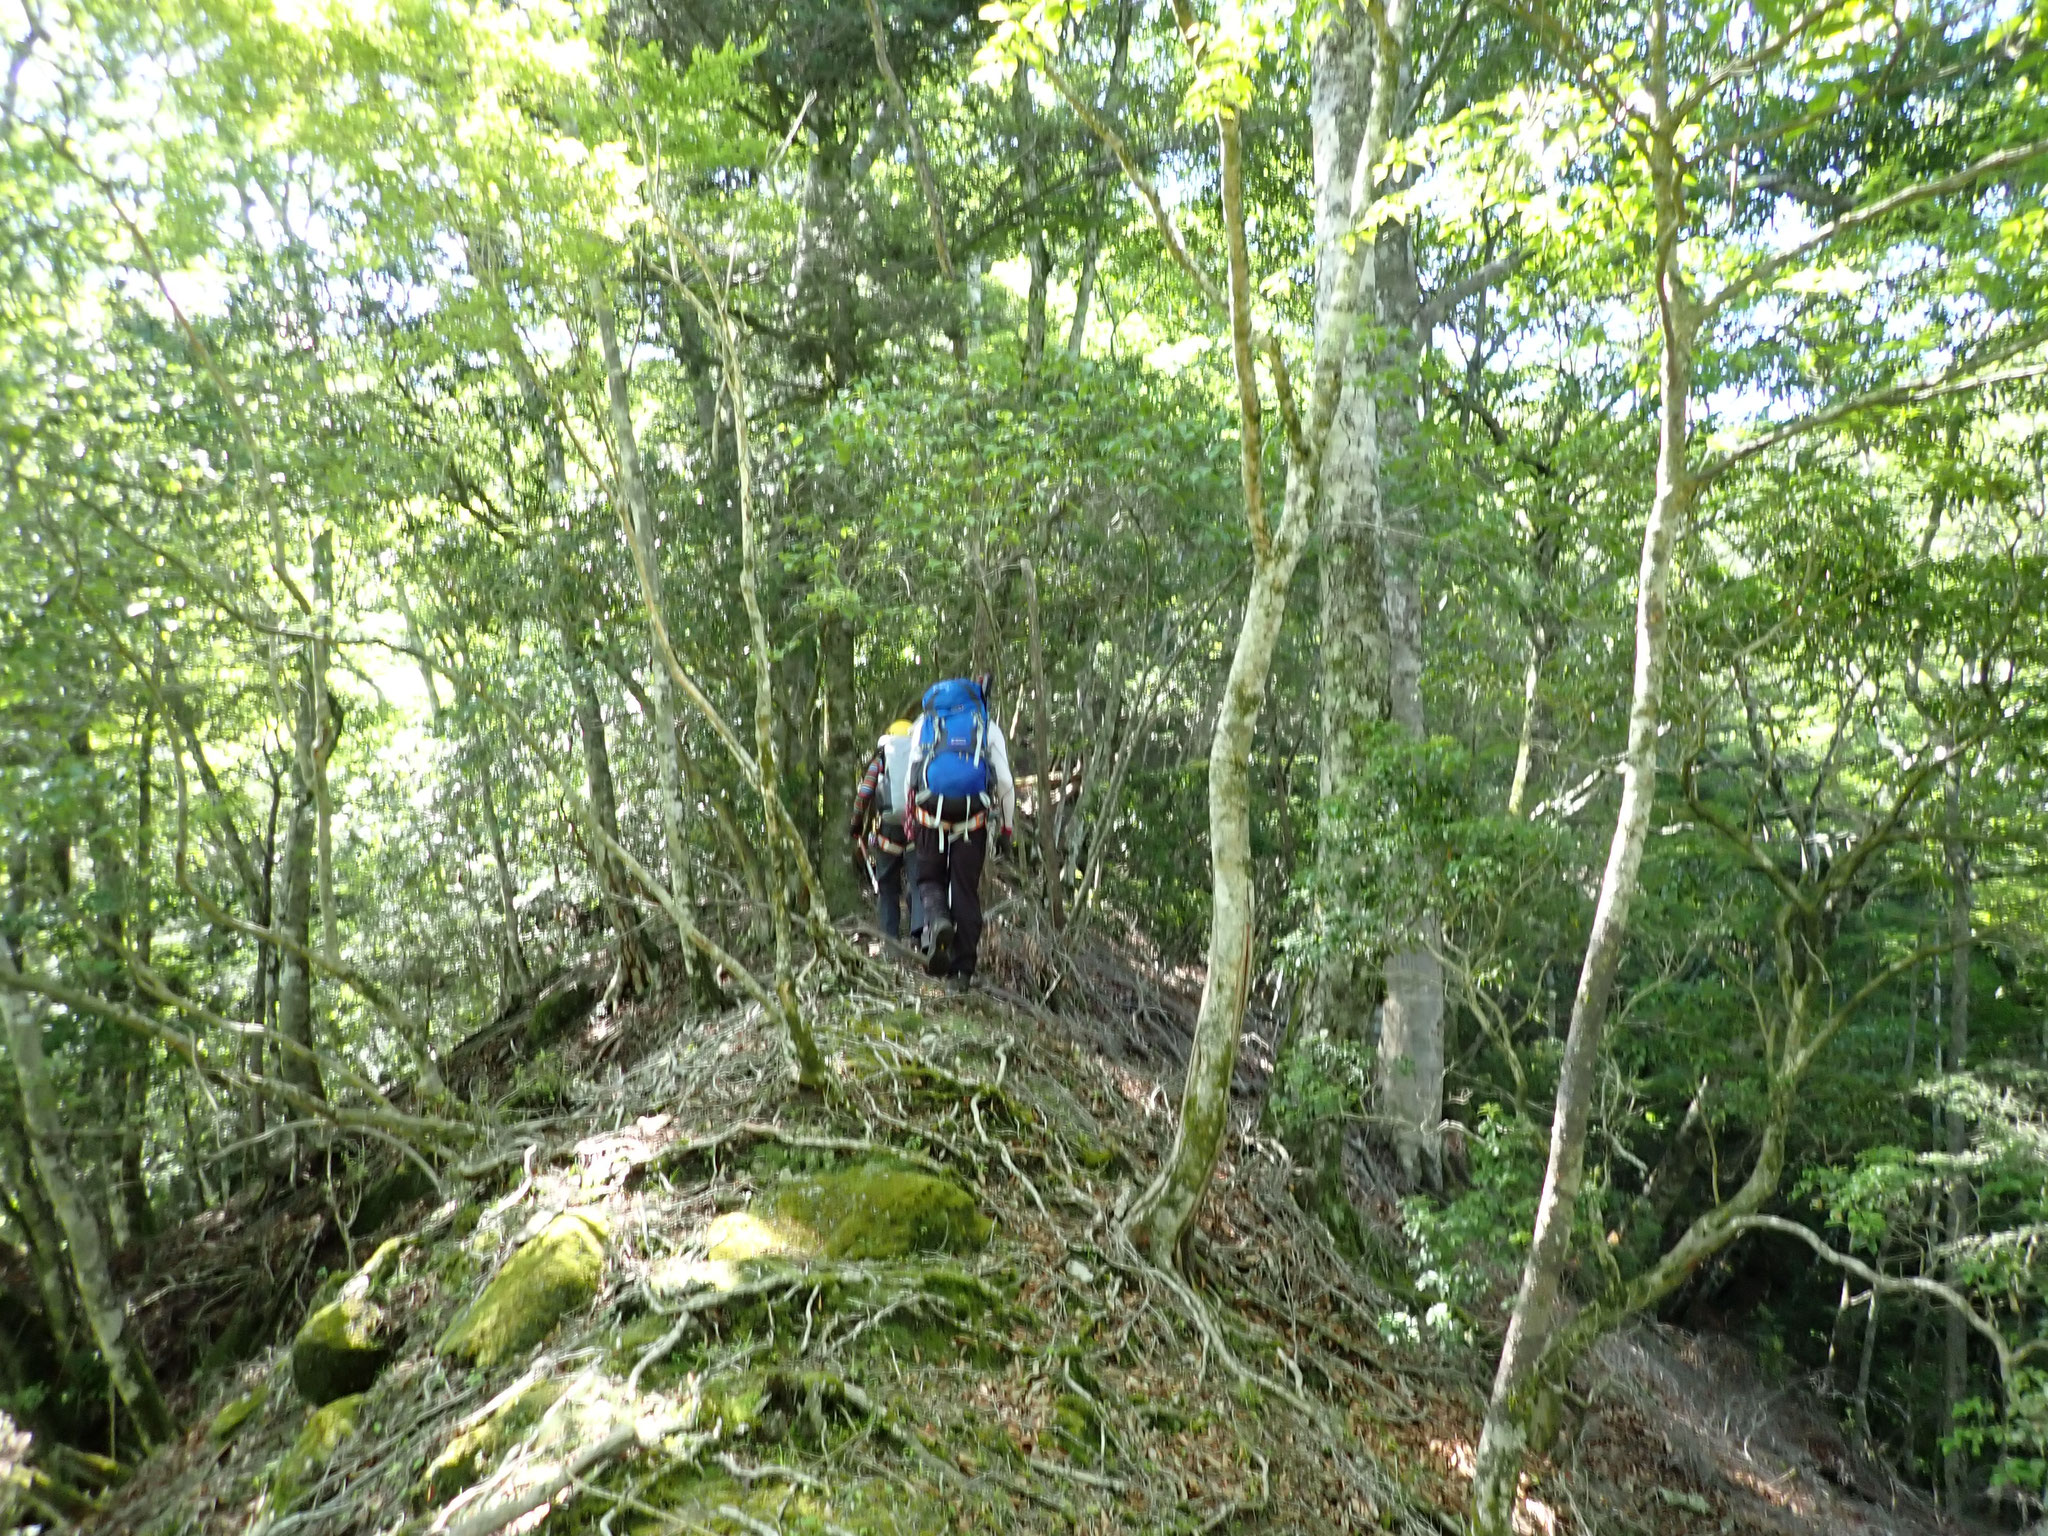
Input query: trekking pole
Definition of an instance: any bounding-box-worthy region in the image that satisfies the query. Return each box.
[859,845,880,895]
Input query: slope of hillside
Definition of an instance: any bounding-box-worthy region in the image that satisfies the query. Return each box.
[64,932,1956,1536]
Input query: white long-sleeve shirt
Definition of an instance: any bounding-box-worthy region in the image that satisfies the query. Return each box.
[904,714,1015,833]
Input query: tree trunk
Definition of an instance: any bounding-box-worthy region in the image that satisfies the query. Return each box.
[1471,61,1699,1529]
[1023,559,1062,924]
[0,1075,77,1353]
[596,287,717,989]
[1064,2,1134,359]
[1941,756,1973,1512]
[1014,68,1050,374]
[1306,0,1392,1103]
[1852,1283,1879,1438]
[312,529,338,961]
[1127,499,1313,1263]
[562,630,653,1001]
[716,312,828,1088]
[1126,97,1316,1262]
[110,717,157,1241]
[1125,0,1407,1264]
[478,773,530,998]
[818,614,861,917]
[1374,217,1445,1189]
[0,960,172,1446]
[276,653,326,1103]
[1506,626,1552,816]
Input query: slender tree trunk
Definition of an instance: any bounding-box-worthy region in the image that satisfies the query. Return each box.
[478,774,530,997]
[1014,68,1050,374]
[0,961,171,1446]
[1941,757,1973,1512]
[1126,105,1313,1262]
[818,615,861,917]
[1471,48,1699,1525]
[562,630,653,1001]
[276,654,326,1103]
[1064,0,1133,360]
[1127,497,1313,1262]
[312,530,338,962]
[1853,1272,1881,1439]
[0,1075,77,1353]
[717,314,828,1088]
[113,712,157,1241]
[596,287,716,987]
[1023,559,1062,924]
[1506,625,1553,816]
[1126,0,1408,1265]
[248,768,281,1165]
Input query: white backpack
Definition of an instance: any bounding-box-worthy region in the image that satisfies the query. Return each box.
[878,733,915,821]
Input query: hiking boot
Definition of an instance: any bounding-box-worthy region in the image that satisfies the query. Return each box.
[924,919,954,977]
[947,972,975,995]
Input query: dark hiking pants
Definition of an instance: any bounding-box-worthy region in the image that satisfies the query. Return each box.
[915,821,987,977]
[873,838,923,939]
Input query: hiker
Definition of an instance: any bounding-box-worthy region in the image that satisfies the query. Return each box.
[848,717,924,941]
[904,674,1015,990]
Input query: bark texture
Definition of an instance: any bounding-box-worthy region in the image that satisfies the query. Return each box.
[1307,1,1393,1082]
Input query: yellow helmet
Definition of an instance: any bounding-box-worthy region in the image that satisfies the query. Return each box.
[886,719,913,736]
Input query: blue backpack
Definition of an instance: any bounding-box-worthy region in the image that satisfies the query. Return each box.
[917,678,990,800]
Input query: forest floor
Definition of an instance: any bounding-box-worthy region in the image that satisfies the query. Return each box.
[76,910,1960,1536]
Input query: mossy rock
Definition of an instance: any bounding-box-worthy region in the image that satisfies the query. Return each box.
[208,1381,268,1443]
[416,1378,563,1505]
[437,1211,609,1368]
[704,1164,989,1265]
[525,978,598,1050]
[351,1161,438,1237]
[271,1393,364,1511]
[292,1293,393,1405]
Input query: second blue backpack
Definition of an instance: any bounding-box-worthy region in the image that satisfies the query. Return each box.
[918,678,990,800]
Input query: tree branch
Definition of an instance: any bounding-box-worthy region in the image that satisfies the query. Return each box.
[860,0,954,278]
[1415,248,1528,331]
[1704,138,2048,324]
[1729,1215,2023,1389]
[1697,347,2048,486]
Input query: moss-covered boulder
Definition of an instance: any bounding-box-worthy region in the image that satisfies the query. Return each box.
[208,1381,267,1443]
[437,1210,608,1368]
[292,1293,393,1405]
[271,1394,364,1511]
[705,1164,990,1264]
[525,977,598,1050]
